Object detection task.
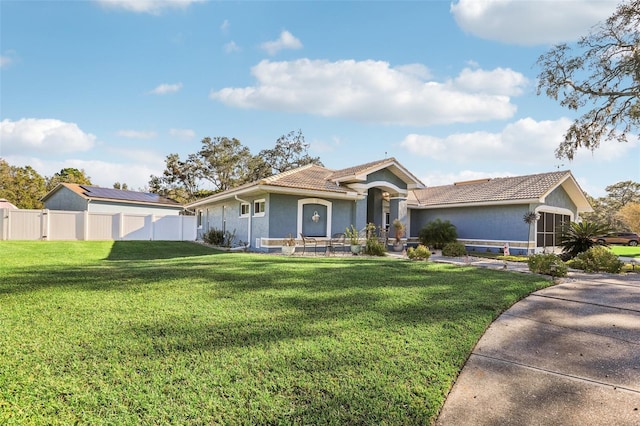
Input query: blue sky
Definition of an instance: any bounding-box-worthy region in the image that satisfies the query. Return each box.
[1,0,638,197]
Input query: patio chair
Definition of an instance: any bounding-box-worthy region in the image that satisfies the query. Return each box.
[300,233,318,255]
[329,233,347,255]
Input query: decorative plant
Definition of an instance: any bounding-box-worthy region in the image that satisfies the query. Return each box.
[345,225,360,245]
[418,219,458,249]
[283,233,296,247]
[558,221,612,259]
[407,244,431,261]
[522,211,540,255]
[392,219,405,243]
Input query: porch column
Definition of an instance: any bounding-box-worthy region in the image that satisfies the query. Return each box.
[389,195,407,239]
[354,198,368,231]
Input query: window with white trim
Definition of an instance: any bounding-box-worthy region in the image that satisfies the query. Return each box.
[253,199,266,216]
[240,203,250,217]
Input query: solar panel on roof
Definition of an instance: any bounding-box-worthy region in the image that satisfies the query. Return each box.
[80,186,178,205]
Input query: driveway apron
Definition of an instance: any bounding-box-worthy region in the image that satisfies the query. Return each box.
[436,272,640,425]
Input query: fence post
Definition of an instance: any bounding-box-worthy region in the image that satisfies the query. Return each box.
[83,211,90,241]
[42,209,50,240]
[118,213,124,240]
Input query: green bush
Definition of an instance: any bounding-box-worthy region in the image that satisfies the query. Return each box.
[407,244,431,261]
[527,253,568,277]
[442,242,467,257]
[203,228,225,246]
[418,219,458,249]
[567,246,623,273]
[364,238,387,256]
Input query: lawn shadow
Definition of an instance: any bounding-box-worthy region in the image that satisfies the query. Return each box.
[105,241,225,261]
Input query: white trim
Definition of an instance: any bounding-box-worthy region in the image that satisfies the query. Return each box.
[534,205,574,218]
[347,181,408,196]
[253,199,266,217]
[297,198,332,238]
[239,202,250,218]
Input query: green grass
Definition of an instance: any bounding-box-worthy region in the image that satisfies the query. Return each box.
[610,245,640,258]
[0,241,553,425]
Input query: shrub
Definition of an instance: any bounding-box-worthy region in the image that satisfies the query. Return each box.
[567,246,623,273]
[418,219,458,249]
[203,228,225,246]
[527,253,568,277]
[364,238,387,256]
[407,245,431,261]
[559,221,612,258]
[442,242,467,257]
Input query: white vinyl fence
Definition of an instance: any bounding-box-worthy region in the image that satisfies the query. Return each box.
[0,209,197,241]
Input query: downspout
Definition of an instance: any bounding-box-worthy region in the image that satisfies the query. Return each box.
[235,195,251,248]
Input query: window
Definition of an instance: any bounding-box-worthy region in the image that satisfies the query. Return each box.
[240,203,250,217]
[253,199,266,216]
[197,210,203,228]
[536,212,570,248]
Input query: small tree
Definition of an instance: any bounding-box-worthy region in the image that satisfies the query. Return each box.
[418,219,458,249]
[523,211,540,255]
[558,221,612,259]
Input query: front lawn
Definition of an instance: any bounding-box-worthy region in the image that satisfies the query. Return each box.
[0,241,552,424]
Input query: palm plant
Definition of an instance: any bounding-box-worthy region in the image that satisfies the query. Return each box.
[522,211,540,255]
[418,219,458,249]
[558,221,612,259]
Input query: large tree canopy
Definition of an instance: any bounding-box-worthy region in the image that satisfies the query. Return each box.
[0,158,47,209]
[45,167,92,191]
[149,130,322,203]
[536,0,639,160]
[581,180,640,230]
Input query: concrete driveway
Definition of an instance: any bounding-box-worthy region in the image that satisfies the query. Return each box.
[436,272,640,425]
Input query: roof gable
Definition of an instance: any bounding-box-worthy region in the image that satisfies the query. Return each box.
[329,157,424,189]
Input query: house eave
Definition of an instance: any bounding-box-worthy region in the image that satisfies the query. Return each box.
[408,198,542,209]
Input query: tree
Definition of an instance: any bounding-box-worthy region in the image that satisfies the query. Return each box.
[582,180,640,229]
[0,159,46,209]
[46,167,92,191]
[198,137,252,191]
[149,153,204,204]
[536,0,640,160]
[113,182,129,190]
[258,130,322,176]
[618,202,640,233]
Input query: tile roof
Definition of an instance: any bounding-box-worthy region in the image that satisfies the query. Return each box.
[261,164,351,193]
[328,158,398,180]
[48,183,182,206]
[411,171,573,206]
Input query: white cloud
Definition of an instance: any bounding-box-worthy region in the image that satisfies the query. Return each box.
[0,55,13,68]
[210,59,526,126]
[96,0,205,15]
[400,117,637,165]
[224,41,241,53]
[260,30,303,55]
[0,118,96,156]
[169,128,196,141]
[220,19,230,33]
[451,0,619,45]
[116,130,157,139]
[149,82,183,95]
[453,67,528,96]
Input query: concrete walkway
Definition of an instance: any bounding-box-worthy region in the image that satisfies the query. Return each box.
[433,257,640,425]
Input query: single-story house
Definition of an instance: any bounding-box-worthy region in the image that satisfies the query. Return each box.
[186,158,592,255]
[41,183,184,215]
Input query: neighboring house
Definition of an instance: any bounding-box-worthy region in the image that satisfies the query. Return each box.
[186,158,592,254]
[41,183,184,215]
[0,199,18,210]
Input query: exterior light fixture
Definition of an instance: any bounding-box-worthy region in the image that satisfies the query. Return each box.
[311,211,320,223]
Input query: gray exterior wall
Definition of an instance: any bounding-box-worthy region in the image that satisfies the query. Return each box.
[541,185,577,213]
[366,169,407,189]
[44,187,87,211]
[410,204,531,241]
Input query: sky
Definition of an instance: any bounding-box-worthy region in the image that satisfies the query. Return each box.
[1,0,638,198]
